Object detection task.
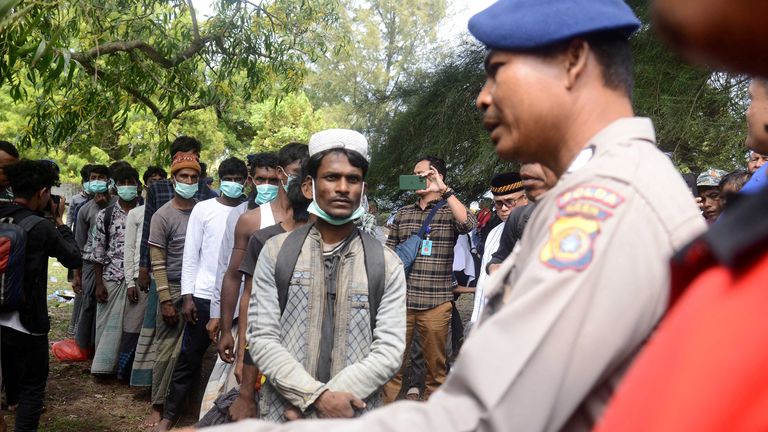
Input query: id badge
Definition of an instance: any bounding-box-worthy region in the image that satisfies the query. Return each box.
[421,239,433,256]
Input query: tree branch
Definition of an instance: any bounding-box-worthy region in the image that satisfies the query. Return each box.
[187,0,201,40]
[124,86,164,121]
[71,36,212,69]
[170,104,208,120]
[78,52,209,123]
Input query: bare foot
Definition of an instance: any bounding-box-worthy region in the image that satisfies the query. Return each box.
[143,405,162,428]
[152,418,172,432]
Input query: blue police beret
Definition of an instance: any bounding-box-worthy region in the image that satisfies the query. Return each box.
[468,0,641,51]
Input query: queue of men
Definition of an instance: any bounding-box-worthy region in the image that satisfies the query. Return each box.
[2,0,768,430]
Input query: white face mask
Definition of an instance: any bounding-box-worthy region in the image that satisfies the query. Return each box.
[306,179,366,225]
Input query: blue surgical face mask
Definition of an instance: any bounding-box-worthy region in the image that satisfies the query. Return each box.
[282,174,298,192]
[307,179,365,226]
[174,181,198,199]
[117,185,138,201]
[255,184,279,205]
[220,181,244,199]
[90,180,108,194]
[82,181,92,194]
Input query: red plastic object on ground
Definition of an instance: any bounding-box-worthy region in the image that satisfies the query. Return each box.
[51,339,91,362]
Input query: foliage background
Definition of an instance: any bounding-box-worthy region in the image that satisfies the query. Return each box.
[0,0,751,208]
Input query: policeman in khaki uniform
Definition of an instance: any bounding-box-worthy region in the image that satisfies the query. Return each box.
[198,0,705,431]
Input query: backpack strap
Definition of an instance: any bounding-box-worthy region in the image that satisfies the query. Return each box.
[275,223,387,336]
[358,228,385,333]
[103,203,116,246]
[275,223,314,315]
[16,214,45,233]
[416,199,447,238]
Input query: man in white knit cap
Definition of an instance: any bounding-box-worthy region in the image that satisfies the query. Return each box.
[244,129,406,422]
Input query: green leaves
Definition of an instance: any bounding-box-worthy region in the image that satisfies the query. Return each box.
[0,0,340,160]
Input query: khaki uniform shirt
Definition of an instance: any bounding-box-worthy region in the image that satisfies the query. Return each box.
[203,118,706,432]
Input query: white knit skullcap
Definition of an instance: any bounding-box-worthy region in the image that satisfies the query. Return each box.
[308,129,369,161]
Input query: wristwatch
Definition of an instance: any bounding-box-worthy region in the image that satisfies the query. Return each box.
[441,187,455,200]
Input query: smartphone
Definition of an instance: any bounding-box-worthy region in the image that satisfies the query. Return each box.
[399,175,427,190]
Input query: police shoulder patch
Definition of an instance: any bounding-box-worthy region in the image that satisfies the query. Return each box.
[540,184,624,271]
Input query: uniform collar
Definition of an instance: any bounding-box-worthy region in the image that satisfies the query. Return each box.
[564,117,655,175]
[589,117,656,148]
[565,146,594,173]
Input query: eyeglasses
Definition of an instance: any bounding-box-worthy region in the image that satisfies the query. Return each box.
[494,195,527,209]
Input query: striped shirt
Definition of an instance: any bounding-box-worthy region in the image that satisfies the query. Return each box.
[386,199,476,310]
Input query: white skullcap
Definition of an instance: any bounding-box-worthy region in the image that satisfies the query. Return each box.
[308,129,369,161]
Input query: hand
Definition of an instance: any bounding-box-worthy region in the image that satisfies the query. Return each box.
[418,166,448,195]
[228,394,258,422]
[71,271,82,294]
[181,295,197,324]
[160,300,179,326]
[95,280,108,303]
[488,263,501,274]
[127,286,139,304]
[314,390,366,419]
[51,196,66,224]
[217,331,236,363]
[206,318,220,343]
[284,405,304,421]
[137,267,150,292]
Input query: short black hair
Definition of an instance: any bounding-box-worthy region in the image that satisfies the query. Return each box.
[143,166,167,184]
[536,31,634,97]
[417,155,447,181]
[288,165,311,223]
[218,157,248,179]
[0,141,19,159]
[89,164,111,179]
[199,162,208,178]
[39,159,60,175]
[306,148,369,180]
[278,142,308,168]
[109,160,131,174]
[170,136,202,158]
[248,152,278,172]
[80,164,93,183]
[112,165,140,184]
[6,159,60,199]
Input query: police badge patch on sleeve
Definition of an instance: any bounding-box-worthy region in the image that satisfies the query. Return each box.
[540,185,624,271]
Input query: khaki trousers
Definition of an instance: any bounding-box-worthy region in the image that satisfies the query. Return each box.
[383,301,452,402]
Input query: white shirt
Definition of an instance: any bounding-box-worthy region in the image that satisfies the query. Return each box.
[471,222,505,322]
[210,201,249,318]
[181,199,238,300]
[123,205,144,287]
[452,234,475,282]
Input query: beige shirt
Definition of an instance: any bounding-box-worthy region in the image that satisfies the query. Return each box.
[201,118,706,432]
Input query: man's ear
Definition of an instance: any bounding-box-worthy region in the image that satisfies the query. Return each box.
[301,176,313,200]
[564,39,589,90]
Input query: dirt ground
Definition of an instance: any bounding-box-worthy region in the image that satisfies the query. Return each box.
[1,259,476,431]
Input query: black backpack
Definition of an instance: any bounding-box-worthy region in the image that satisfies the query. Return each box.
[0,214,45,312]
[102,203,117,246]
[274,223,385,333]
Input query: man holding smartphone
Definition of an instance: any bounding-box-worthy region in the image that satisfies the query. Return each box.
[383,155,476,403]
